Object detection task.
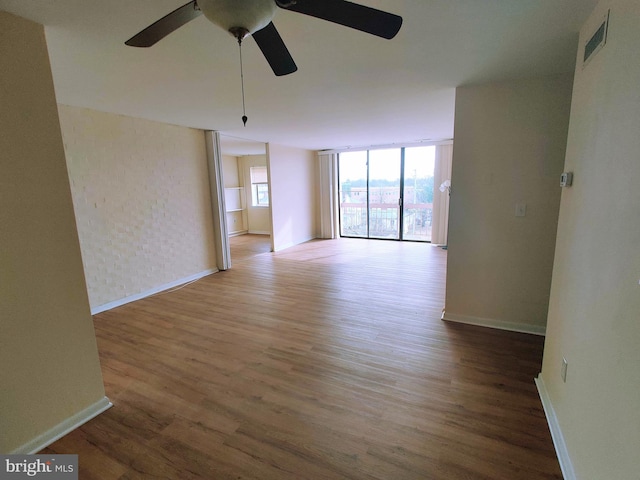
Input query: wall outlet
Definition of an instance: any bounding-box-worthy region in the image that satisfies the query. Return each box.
[561,357,568,382]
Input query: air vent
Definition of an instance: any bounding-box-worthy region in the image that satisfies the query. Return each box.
[583,10,610,66]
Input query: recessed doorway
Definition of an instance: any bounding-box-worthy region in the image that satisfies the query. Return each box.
[219,135,273,268]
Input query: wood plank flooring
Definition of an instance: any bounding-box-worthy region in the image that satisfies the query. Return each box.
[42,238,561,479]
[230,234,272,263]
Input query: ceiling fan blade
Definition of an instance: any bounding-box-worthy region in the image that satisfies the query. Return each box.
[125,1,203,47]
[252,22,298,76]
[278,0,402,40]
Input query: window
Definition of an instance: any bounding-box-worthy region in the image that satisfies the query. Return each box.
[338,146,436,241]
[250,166,269,207]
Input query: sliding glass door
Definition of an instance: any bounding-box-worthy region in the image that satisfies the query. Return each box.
[369,149,401,239]
[338,151,368,237]
[402,147,435,241]
[338,146,435,242]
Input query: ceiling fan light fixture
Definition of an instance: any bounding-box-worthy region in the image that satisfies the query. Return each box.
[197,0,277,36]
[125,0,402,77]
[274,0,297,7]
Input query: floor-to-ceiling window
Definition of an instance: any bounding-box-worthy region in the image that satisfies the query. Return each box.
[338,150,368,238]
[402,146,436,241]
[338,146,436,242]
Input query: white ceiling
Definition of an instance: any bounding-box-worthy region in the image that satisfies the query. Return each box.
[0,0,597,153]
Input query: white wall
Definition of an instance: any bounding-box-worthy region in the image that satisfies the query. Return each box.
[239,154,271,235]
[58,105,217,312]
[222,155,247,235]
[222,154,240,187]
[538,1,640,478]
[444,75,573,335]
[0,12,107,453]
[267,144,318,251]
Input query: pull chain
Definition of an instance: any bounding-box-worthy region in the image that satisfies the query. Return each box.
[238,37,248,127]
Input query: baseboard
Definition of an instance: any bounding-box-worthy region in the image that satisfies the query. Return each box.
[273,235,316,252]
[273,242,295,252]
[535,376,575,480]
[11,396,112,454]
[441,311,546,336]
[248,230,271,235]
[90,269,218,315]
[229,230,249,237]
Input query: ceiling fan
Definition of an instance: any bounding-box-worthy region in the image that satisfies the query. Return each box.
[125,0,403,77]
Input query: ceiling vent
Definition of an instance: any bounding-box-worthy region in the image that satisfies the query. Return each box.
[583,10,610,66]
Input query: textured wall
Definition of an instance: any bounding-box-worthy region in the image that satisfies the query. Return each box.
[0,12,105,453]
[58,105,217,309]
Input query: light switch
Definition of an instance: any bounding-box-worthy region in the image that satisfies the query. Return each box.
[515,203,527,217]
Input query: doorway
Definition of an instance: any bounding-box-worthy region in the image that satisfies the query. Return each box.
[218,135,273,267]
[229,234,271,263]
[338,146,436,242]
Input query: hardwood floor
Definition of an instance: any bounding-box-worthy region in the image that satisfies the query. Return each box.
[42,238,561,479]
[230,234,272,263]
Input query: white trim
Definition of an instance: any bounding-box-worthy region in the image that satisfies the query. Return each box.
[11,396,112,454]
[320,139,454,155]
[535,376,576,480]
[272,235,315,253]
[248,230,271,235]
[441,311,546,336]
[273,242,295,252]
[90,269,217,315]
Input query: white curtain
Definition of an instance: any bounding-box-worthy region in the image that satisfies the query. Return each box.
[317,153,338,239]
[431,143,453,245]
